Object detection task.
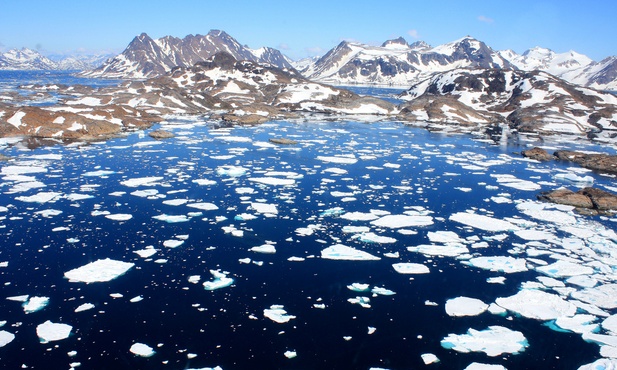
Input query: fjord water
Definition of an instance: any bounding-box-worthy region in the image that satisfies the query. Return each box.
[0,73,614,369]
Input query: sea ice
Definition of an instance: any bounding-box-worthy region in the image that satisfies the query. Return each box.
[264,305,296,323]
[15,191,62,203]
[316,155,358,164]
[464,363,507,370]
[407,244,469,257]
[284,350,297,359]
[495,289,577,320]
[370,214,433,228]
[152,214,191,223]
[348,283,370,292]
[216,165,248,177]
[105,214,133,221]
[320,244,380,261]
[249,177,295,186]
[602,314,617,335]
[421,353,440,365]
[187,202,219,211]
[133,247,158,258]
[250,202,278,214]
[0,331,15,347]
[130,343,155,357]
[36,320,72,343]
[64,258,135,283]
[163,239,185,248]
[348,296,371,308]
[571,283,617,309]
[577,359,617,370]
[357,232,397,244]
[75,303,95,313]
[392,263,430,274]
[441,325,528,356]
[120,176,164,187]
[536,260,594,278]
[249,244,276,254]
[23,296,49,314]
[445,297,489,317]
[203,270,233,291]
[462,256,528,273]
[449,212,520,232]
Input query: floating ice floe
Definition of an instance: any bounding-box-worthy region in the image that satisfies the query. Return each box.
[130,342,156,357]
[216,165,248,177]
[83,170,116,177]
[340,212,380,221]
[133,247,158,258]
[249,177,295,186]
[0,331,15,347]
[15,191,63,203]
[571,283,617,309]
[553,314,599,334]
[421,353,439,365]
[187,202,219,211]
[321,244,380,261]
[577,359,617,370]
[152,214,191,223]
[347,283,370,292]
[445,297,489,317]
[71,303,95,314]
[250,202,278,214]
[464,363,507,370]
[64,258,135,283]
[36,320,72,343]
[163,239,184,248]
[203,270,234,291]
[284,350,297,359]
[495,289,577,320]
[316,155,358,164]
[536,260,594,278]
[249,244,276,254]
[441,325,528,357]
[357,232,397,244]
[264,305,296,323]
[120,176,164,187]
[105,213,133,221]
[407,244,469,257]
[392,263,430,274]
[370,214,433,228]
[554,173,594,186]
[462,256,528,273]
[348,296,371,308]
[23,296,49,314]
[371,287,396,296]
[450,212,520,232]
[491,174,541,191]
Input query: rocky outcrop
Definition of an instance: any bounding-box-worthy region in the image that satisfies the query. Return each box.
[538,187,617,213]
[521,147,555,161]
[148,130,175,139]
[554,150,617,174]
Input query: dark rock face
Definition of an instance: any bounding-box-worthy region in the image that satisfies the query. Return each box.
[554,150,617,174]
[521,147,555,161]
[539,187,617,212]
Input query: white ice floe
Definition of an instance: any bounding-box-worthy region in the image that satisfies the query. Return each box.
[216,165,248,177]
[264,305,296,323]
[83,170,116,177]
[105,214,133,221]
[462,256,528,273]
[577,359,617,370]
[554,173,594,186]
[64,258,135,283]
[449,212,520,232]
[250,202,278,214]
[163,239,185,248]
[15,191,63,203]
[321,244,380,261]
[0,331,15,347]
[371,287,396,296]
[133,247,158,258]
[130,342,156,357]
[536,260,594,278]
[36,320,72,343]
[187,202,219,211]
[316,155,358,164]
[407,244,469,257]
[249,244,276,254]
[441,325,528,357]
[491,174,541,191]
[392,263,430,274]
[342,226,371,233]
[357,232,397,244]
[340,212,380,221]
[427,231,464,244]
[571,283,617,309]
[284,350,297,359]
[554,314,599,334]
[152,214,190,223]
[203,270,234,291]
[445,297,489,317]
[75,303,95,313]
[348,296,371,308]
[603,314,617,335]
[348,283,370,292]
[495,289,577,320]
[464,363,507,370]
[421,353,440,365]
[23,296,49,314]
[370,214,433,228]
[120,176,164,187]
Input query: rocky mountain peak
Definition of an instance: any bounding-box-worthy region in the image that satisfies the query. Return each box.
[381,37,410,49]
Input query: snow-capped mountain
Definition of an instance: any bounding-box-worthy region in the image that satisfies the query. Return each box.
[83,30,294,79]
[0,48,58,70]
[397,68,617,141]
[0,48,112,71]
[299,36,617,91]
[299,36,513,86]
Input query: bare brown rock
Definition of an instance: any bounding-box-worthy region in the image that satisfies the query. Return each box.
[554,150,617,174]
[579,187,617,210]
[521,147,554,161]
[537,188,594,208]
[149,130,175,139]
[269,138,298,145]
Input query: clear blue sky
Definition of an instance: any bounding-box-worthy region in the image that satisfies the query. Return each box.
[1,0,615,61]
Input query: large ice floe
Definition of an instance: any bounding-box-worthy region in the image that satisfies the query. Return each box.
[441,326,529,356]
[36,320,72,343]
[64,258,135,283]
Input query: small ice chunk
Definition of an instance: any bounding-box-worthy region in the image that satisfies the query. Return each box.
[371,287,396,296]
[133,247,158,258]
[392,263,430,274]
[203,270,233,290]
[105,213,133,221]
[421,353,440,365]
[316,155,357,164]
[23,296,49,314]
[249,177,295,186]
[445,297,489,317]
[321,244,380,261]
[441,325,528,357]
[187,202,219,211]
[130,343,155,357]
[495,289,577,320]
[370,214,433,228]
[249,244,276,254]
[368,327,376,335]
[284,350,297,359]
[347,283,370,292]
[357,232,397,244]
[0,331,15,347]
[250,202,278,214]
[462,256,528,273]
[348,296,371,308]
[120,177,163,187]
[36,321,72,343]
[163,239,184,248]
[75,303,95,313]
[264,305,296,323]
[342,226,371,233]
[64,258,134,283]
[407,244,469,257]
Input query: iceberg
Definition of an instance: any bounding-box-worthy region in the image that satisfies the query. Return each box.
[441,325,528,356]
[264,305,296,323]
[23,296,49,314]
[495,289,577,320]
[130,343,155,357]
[187,202,219,211]
[75,303,95,313]
[203,270,234,291]
[321,244,380,261]
[249,244,276,254]
[445,297,489,317]
[36,320,72,343]
[64,258,135,283]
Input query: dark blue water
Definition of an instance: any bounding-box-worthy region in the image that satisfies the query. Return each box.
[0,118,612,369]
